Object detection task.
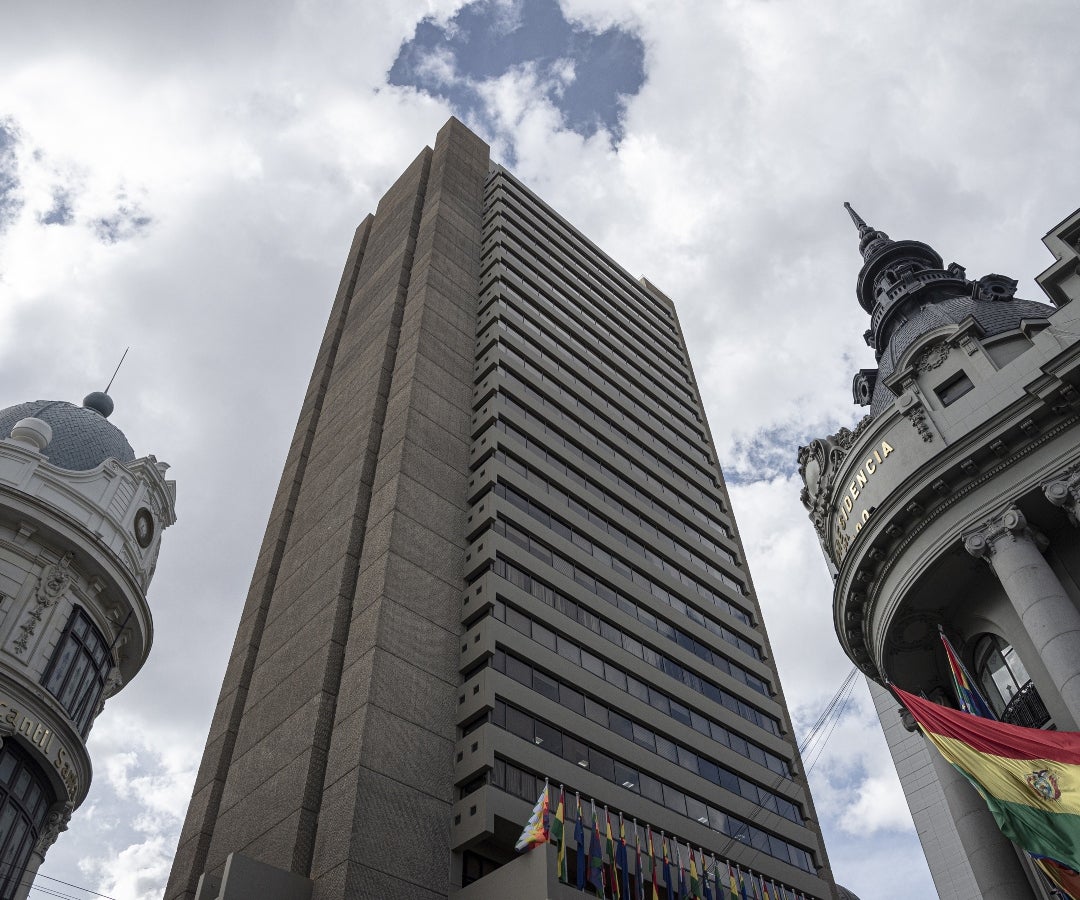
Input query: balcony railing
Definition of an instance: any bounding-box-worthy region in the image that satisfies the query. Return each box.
[1001,680,1052,729]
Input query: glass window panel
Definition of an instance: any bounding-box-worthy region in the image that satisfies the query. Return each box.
[581,651,604,678]
[556,637,581,667]
[585,697,609,727]
[654,735,678,763]
[532,623,556,651]
[589,749,615,782]
[506,707,533,741]
[533,720,562,755]
[707,806,728,833]
[505,607,531,636]
[669,701,691,727]
[648,689,670,716]
[506,656,532,686]
[661,784,687,816]
[563,736,590,769]
[614,762,640,792]
[631,722,655,751]
[609,712,633,741]
[559,685,586,715]
[604,666,627,692]
[676,746,697,771]
[639,773,663,804]
[685,796,709,825]
[534,670,560,702]
[627,676,649,703]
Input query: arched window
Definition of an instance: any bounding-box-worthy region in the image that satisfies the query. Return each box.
[974,634,1031,717]
[41,607,112,736]
[0,739,55,898]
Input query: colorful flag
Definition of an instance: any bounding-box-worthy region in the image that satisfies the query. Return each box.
[728,863,739,900]
[941,629,997,720]
[515,780,550,851]
[616,813,630,900]
[589,802,605,895]
[689,847,701,899]
[634,821,646,900]
[552,785,567,881]
[677,843,688,900]
[606,808,621,899]
[737,865,749,900]
[1031,853,1080,899]
[702,854,714,900]
[760,876,772,900]
[647,828,660,900]
[894,686,1080,872]
[575,794,586,889]
[662,834,674,900]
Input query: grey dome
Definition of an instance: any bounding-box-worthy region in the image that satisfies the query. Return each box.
[837,887,862,900]
[0,399,135,471]
[870,294,1055,416]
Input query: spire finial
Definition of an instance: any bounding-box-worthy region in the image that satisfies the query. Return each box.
[843,202,892,261]
[844,202,868,231]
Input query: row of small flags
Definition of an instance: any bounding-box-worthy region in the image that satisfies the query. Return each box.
[516,783,812,900]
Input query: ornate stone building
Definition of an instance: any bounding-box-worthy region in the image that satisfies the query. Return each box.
[800,205,1080,899]
[0,393,176,898]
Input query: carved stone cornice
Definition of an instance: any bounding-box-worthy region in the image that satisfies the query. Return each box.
[1043,462,1080,526]
[798,415,873,542]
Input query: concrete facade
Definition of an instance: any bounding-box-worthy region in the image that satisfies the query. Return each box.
[168,118,837,900]
[800,206,1080,899]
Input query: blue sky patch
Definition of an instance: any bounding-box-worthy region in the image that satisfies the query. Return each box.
[0,119,22,231]
[40,188,74,226]
[389,0,645,146]
[94,201,152,244]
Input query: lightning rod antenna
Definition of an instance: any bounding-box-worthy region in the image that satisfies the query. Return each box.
[104,347,130,394]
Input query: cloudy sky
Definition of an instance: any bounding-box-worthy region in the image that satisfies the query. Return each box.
[1,1,1078,898]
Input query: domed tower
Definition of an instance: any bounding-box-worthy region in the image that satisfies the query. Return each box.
[0,391,176,898]
[799,205,1080,898]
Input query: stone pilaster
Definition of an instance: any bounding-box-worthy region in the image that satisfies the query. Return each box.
[964,507,1080,726]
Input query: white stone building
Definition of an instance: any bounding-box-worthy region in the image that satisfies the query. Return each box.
[0,392,176,898]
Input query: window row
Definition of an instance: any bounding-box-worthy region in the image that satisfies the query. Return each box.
[490,308,707,463]
[0,741,55,900]
[482,255,698,419]
[491,647,795,804]
[495,427,733,560]
[493,695,798,827]
[486,177,679,339]
[495,376,721,525]
[496,457,744,606]
[483,187,678,363]
[42,605,112,736]
[499,361,717,499]
[496,415,729,542]
[496,500,751,632]
[487,577,781,736]
[486,211,687,380]
[494,547,764,695]
[488,702,814,873]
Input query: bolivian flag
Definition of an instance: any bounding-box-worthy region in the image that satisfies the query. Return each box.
[895,686,1080,872]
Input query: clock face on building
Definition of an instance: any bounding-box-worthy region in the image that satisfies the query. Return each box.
[134,508,154,548]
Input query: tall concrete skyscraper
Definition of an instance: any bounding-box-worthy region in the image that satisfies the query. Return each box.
[167,118,837,900]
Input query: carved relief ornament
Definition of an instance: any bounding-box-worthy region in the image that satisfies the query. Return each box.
[13,553,75,656]
[798,416,873,542]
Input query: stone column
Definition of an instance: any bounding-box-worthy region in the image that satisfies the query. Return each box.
[964,507,1080,725]
[1043,465,1080,527]
[926,745,1037,899]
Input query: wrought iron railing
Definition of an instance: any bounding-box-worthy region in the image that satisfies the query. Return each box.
[1001,680,1052,729]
